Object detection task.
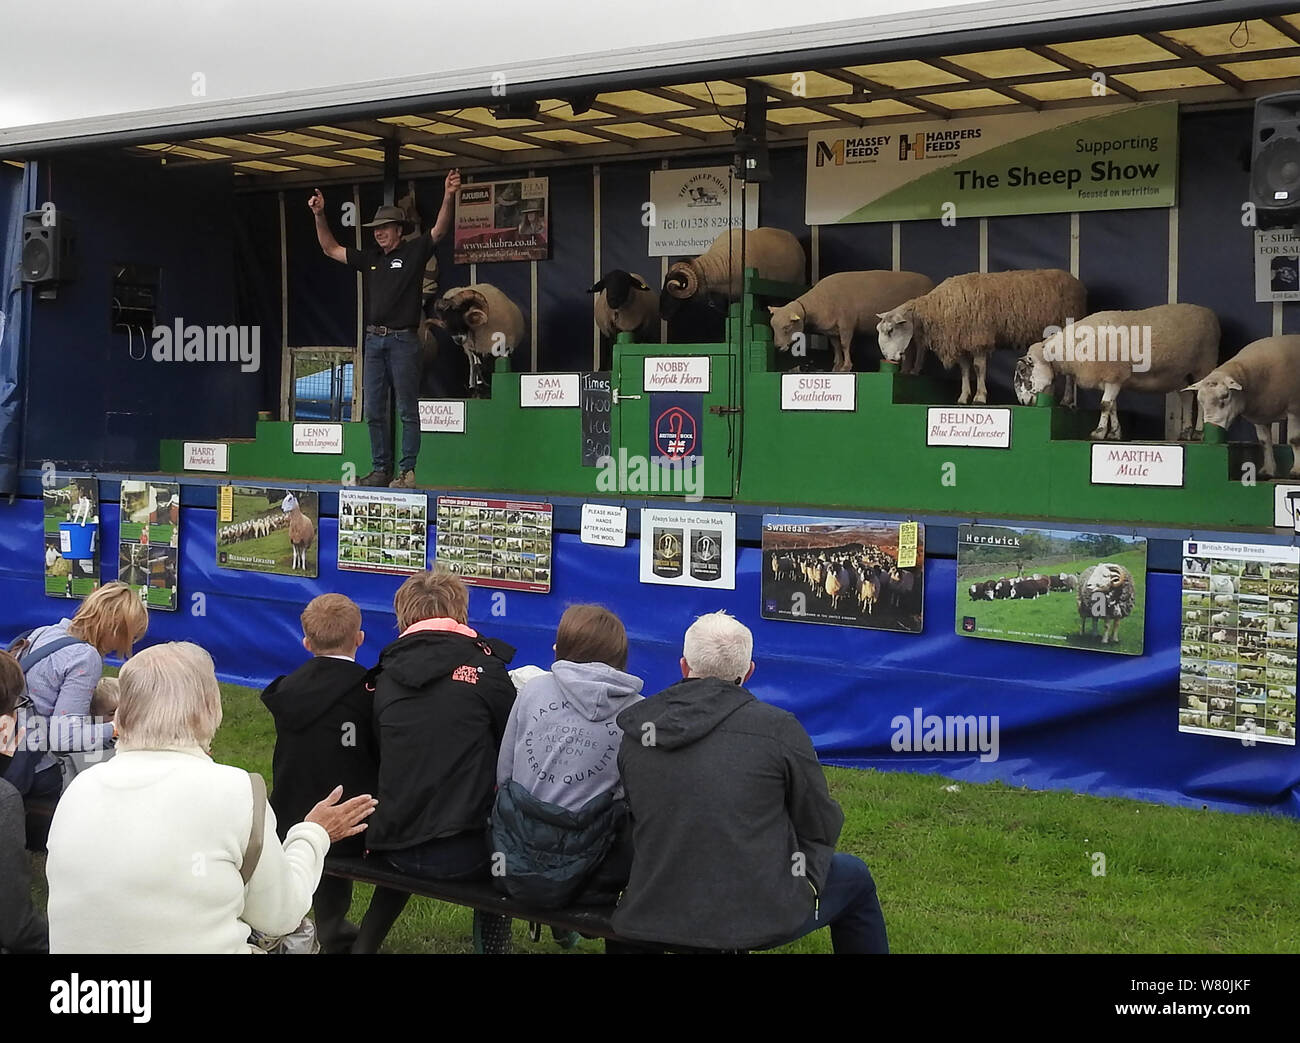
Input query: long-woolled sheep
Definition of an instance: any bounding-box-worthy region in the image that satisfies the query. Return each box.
[768,270,934,373]
[1184,335,1300,477]
[434,284,526,391]
[1077,562,1136,646]
[661,227,805,319]
[876,269,1087,404]
[1013,303,1220,440]
[588,270,659,341]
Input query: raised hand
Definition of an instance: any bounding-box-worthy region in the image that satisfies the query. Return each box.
[308,189,325,216]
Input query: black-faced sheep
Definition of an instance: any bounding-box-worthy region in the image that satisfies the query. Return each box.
[1077,562,1136,645]
[876,269,1086,405]
[433,284,526,391]
[1185,335,1300,477]
[661,228,805,319]
[1014,303,1220,440]
[588,270,659,341]
[767,270,934,373]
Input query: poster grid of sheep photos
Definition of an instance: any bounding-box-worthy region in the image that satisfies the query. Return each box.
[1179,542,1298,747]
[434,496,553,594]
[337,489,428,576]
[215,485,320,579]
[956,525,1147,655]
[118,480,180,611]
[42,476,101,600]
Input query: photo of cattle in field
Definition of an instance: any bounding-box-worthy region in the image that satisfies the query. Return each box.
[216,486,319,578]
[1178,542,1298,746]
[761,517,923,633]
[956,525,1147,655]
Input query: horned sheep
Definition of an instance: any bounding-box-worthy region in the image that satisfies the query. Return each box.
[876,269,1086,405]
[434,284,526,391]
[1014,304,1220,440]
[1077,562,1136,646]
[661,228,806,318]
[768,270,934,373]
[588,270,659,341]
[1185,335,1300,477]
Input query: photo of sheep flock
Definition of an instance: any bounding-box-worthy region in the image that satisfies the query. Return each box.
[215,485,319,578]
[956,525,1147,655]
[761,517,924,632]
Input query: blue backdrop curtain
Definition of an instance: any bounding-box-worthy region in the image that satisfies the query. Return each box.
[0,162,35,495]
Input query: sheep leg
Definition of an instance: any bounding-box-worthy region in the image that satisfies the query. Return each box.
[1090,384,1118,440]
[972,353,989,405]
[834,329,852,373]
[906,340,927,376]
[957,357,972,405]
[1063,374,1077,410]
[1256,423,1277,478]
[1288,411,1300,477]
[1179,388,1200,442]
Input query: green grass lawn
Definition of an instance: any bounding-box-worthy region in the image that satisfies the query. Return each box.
[31,675,1300,954]
[959,549,1148,655]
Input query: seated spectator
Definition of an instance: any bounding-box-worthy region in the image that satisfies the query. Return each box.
[613,611,888,954]
[3,581,148,799]
[45,641,375,953]
[361,569,518,954]
[492,604,643,907]
[261,593,405,954]
[0,651,48,953]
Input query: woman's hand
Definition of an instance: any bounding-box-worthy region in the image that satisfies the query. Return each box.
[304,786,377,843]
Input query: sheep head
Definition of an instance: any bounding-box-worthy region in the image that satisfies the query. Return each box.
[1014,341,1055,406]
[589,270,649,311]
[768,303,804,350]
[1183,372,1244,430]
[435,288,490,347]
[659,262,698,320]
[875,303,916,362]
[281,493,299,514]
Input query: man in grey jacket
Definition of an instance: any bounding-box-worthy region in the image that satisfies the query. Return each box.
[614,611,887,953]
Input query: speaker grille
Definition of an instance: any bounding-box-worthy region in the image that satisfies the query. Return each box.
[21,234,51,280]
[1254,135,1300,207]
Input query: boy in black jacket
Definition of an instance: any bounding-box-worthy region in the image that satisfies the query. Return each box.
[261,594,403,954]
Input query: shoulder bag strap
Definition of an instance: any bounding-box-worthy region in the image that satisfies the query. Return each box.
[242,772,267,885]
[17,634,88,673]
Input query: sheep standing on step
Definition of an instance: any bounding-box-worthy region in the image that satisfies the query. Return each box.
[1184,335,1300,477]
[1013,303,1219,440]
[589,270,659,341]
[768,270,934,373]
[660,228,805,319]
[1077,562,1135,646]
[876,269,1087,405]
[281,493,315,572]
[434,284,526,392]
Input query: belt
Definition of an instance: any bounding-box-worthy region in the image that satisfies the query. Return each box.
[366,324,414,335]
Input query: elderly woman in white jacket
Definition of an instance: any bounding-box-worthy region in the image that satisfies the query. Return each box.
[46,641,375,954]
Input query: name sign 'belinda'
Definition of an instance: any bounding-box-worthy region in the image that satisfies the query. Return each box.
[926,407,1012,448]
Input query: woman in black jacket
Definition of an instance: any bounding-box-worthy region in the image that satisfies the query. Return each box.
[0,651,48,954]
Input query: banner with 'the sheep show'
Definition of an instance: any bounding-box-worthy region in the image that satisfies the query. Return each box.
[805,102,1177,224]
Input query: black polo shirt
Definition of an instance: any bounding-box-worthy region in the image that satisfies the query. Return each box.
[345,234,435,329]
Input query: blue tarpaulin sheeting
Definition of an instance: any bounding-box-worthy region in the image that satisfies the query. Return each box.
[0,493,1295,819]
[0,164,34,495]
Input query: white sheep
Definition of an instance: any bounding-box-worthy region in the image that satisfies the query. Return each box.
[1210,611,1232,626]
[1013,304,1219,440]
[1208,574,1236,595]
[1185,335,1300,477]
[434,284,526,390]
[767,270,934,373]
[588,270,659,341]
[1077,562,1136,645]
[1186,695,1207,710]
[1210,629,1228,643]
[876,269,1086,405]
[661,227,805,318]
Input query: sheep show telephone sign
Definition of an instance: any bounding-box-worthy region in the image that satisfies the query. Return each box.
[648,166,760,257]
[1179,541,1297,747]
[806,102,1177,224]
[956,524,1147,656]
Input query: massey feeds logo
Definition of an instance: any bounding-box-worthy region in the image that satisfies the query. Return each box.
[814,135,893,166]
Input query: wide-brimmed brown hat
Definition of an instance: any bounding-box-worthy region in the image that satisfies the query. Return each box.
[363,205,413,232]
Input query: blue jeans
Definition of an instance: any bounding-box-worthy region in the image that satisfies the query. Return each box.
[781,853,889,954]
[363,330,421,474]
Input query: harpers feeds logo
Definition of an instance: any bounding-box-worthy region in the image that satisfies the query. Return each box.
[898,127,984,160]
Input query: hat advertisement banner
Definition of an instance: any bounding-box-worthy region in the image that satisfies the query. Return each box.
[453,177,549,264]
[805,102,1177,225]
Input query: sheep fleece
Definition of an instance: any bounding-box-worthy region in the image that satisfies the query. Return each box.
[443,284,525,356]
[910,269,1086,370]
[777,270,934,348]
[1045,303,1219,392]
[687,227,806,298]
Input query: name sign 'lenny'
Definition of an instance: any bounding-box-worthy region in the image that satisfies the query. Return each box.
[643,357,710,393]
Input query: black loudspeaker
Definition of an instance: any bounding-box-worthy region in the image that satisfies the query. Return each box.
[1251,92,1300,229]
[21,209,76,284]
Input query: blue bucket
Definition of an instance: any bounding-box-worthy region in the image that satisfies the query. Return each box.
[59,521,98,559]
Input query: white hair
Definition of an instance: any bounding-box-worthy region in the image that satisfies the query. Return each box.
[683,611,753,682]
[116,642,223,752]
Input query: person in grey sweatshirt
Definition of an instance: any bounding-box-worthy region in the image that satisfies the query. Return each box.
[0,651,48,953]
[492,605,643,907]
